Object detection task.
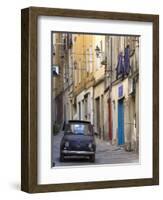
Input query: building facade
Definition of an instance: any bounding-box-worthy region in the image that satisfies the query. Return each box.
[52,33,64,128]
[104,35,139,151]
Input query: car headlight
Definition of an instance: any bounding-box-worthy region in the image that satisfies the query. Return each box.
[65,141,69,148]
[88,143,92,149]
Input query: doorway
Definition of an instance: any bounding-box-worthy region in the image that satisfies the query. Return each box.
[118,99,124,145]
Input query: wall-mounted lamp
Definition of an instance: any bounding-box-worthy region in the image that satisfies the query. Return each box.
[95,45,101,58]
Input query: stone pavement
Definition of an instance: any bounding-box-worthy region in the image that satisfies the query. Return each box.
[52,131,139,167]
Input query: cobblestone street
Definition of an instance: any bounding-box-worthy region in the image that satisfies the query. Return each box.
[52,132,139,167]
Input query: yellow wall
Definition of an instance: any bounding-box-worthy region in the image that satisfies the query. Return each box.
[72,34,105,95]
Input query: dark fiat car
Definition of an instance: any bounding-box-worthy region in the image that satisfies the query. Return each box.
[60,120,96,162]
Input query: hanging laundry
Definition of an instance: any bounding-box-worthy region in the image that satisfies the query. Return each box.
[116,52,124,77]
[124,45,135,75]
[124,45,130,75]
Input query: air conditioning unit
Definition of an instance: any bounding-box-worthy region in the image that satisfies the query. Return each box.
[52,65,59,76]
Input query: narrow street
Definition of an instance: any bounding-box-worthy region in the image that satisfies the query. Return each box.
[52,132,139,167]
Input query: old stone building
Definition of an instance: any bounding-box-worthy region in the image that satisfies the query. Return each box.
[52,33,64,128]
[104,35,139,151]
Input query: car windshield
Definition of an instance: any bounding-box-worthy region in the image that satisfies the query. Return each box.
[66,123,92,135]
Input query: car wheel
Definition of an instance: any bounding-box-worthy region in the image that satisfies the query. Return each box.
[90,154,95,162]
[60,153,64,162]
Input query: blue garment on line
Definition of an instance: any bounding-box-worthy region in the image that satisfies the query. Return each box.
[116,52,124,75]
[124,47,131,75]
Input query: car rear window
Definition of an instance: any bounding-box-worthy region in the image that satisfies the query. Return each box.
[66,123,92,135]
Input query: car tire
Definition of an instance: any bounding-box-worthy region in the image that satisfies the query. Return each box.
[90,154,95,162]
[60,153,64,162]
